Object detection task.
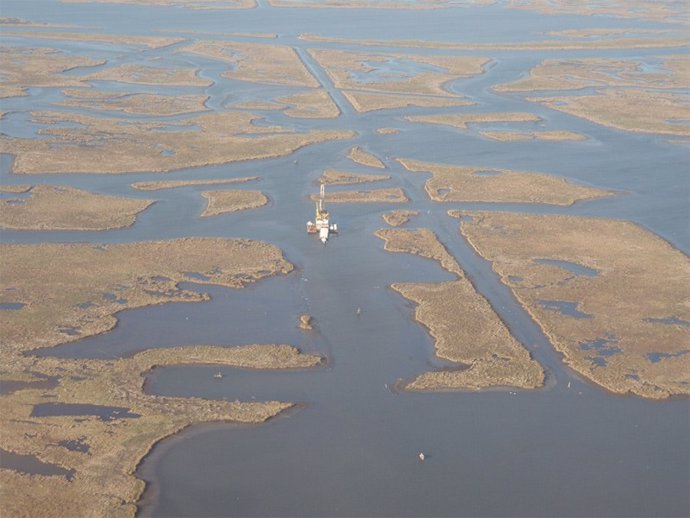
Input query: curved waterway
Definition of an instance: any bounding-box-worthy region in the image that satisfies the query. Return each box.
[2,0,688,516]
[134,222,687,517]
[37,215,688,516]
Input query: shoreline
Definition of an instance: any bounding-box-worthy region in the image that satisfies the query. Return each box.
[458,212,690,400]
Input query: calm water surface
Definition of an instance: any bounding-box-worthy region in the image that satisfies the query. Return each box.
[2,1,688,516]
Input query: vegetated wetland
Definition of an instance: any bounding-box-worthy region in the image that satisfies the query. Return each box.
[0,1,688,517]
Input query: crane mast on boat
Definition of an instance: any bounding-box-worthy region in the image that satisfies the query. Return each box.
[306,183,338,244]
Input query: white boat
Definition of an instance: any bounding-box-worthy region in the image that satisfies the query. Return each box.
[307,183,338,244]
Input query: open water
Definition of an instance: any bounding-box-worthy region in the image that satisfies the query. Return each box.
[1,1,688,516]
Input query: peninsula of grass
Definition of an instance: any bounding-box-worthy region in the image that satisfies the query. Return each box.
[131,177,259,191]
[200,189,268,216]
[0,237,319,517]
[0,185,153,230]
[347,146,386,169]
[310,187,408,204]
[375,227,544,391]
[398,158,612,205]
[382,209,419,227]
[1,111,355,174]
[319,169,390,185]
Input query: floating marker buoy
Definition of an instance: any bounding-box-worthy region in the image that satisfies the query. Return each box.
[418,452,425,461]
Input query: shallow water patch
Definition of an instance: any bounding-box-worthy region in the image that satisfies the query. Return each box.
[0,448,75,480]
[183,271,210,282]
[57,437,90,453]
[349,58,446,84]
[31,403,141,421]
[645,316,690,327]
[103,292,128,304]
[58,325,81,337]
[647,350,690,363]
[0,375,58,395]
[535,258,599,277]
[145,364,328,403]
[580,335,622,367]
[538,299,591,319]
[0,302,26,310]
